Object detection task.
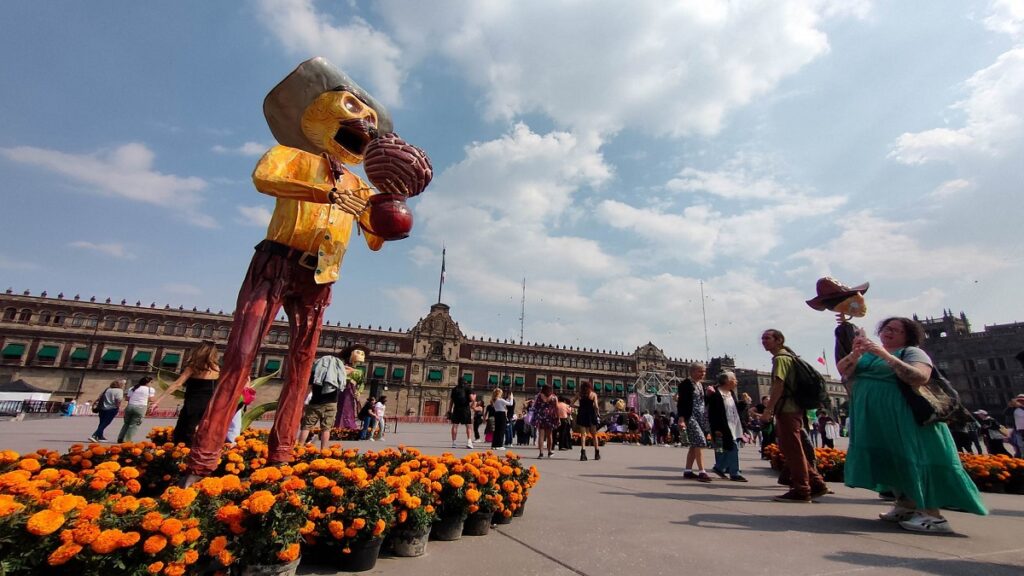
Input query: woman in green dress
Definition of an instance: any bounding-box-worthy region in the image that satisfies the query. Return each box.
[837,317,986,533]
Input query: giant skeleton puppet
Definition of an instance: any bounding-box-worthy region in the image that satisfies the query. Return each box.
[805,277,870,376]
[184,58,431,480]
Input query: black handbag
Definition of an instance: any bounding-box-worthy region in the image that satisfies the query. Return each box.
[895,350,972,426]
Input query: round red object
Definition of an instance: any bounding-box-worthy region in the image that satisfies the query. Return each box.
[366,193,414,240]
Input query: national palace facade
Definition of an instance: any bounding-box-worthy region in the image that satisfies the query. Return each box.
[2,290,739,418]
[15,289,1018,417]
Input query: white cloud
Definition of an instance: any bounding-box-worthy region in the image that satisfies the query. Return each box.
[237,205,273,227]
[983,0,1024,37]
[790,211,1009,279]
[382,286,430,326]
[68,241,135,260]
[212,142,271,156]
[928,178,972,199]
[377,0,863,135]
[0,143,215,228]
[256,0,405,107]
[889,46,1024,164]
[599,155,846,264]
[413,123,618,306]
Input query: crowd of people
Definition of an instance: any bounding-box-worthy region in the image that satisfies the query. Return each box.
[72,313,1021,537]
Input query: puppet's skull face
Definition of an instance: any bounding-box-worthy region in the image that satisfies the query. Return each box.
[301,90,378,164]
[834,293,867,318]
[350,350,366,364]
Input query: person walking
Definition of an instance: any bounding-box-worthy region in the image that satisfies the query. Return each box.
[88,379,125,443]
[372,396,387,441]
[707,371,747,482]
[152,341,220,447]
[576,381,601,461]
[533,384,559,458]
[472,398,484,441]
[759,329,829,502]
[975,410,1010,456]
[556,397,573,450]
[678,363,713,482]
[449,380,474,448]
[358,396,376,440]
[490,388,514,450]
[837,317,987,532]
[116,376,156,443]
[300,355,346,450]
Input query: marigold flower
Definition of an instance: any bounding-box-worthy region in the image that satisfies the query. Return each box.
[72,523,101,545]
[18,458,41,472]
[27,509,66,535]
[163,487,197,510]
[328,520,345,539]
[276,542,301,562]
[312,476,332,489]
[244,490,276,515]
[215,504,243,524]
[91,529,125,554]
[208,535,228,555]
[352,517,366,530]
[170,532,186,547]
[465,488,481,503]
[162,563,186,576]
[159,517,183,537]
[0,495,25,518]
[119,467,140,480]
[184,527,201,542]
[47,542,82,566]
[112,495,141,514]
[120,531,141,547]
[79,503,104,522]
[183,549,200,564]
[147,561,164,574]
[195,476,223,497]
[217,550,234,566]
[144,534,168,554]
[447,475,465,489]
[372,519,386,536]
[142,511,165,531]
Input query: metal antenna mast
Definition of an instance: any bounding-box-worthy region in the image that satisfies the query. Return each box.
[518,277,526,345]
[700,280,710,362]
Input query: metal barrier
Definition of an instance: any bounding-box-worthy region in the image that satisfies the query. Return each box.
[0,399,65,416]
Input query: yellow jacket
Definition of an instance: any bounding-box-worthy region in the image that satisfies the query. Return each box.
[252,145,384,284]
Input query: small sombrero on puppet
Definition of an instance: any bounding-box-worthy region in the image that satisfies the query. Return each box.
[263,57,393,155]
[806,277,870,311]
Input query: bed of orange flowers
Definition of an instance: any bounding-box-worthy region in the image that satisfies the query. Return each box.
[0,429,540,575]
[762,444,1023,492]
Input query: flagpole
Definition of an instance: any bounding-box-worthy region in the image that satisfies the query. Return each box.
[821,348,830,378]
[437,246,446,304]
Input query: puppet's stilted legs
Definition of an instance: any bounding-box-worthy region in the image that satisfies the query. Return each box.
[266,291,330,463]
[186,250,292,476]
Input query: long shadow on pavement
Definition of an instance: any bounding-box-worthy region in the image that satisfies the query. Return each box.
[675,512,969,540]
[824,551,1021,575]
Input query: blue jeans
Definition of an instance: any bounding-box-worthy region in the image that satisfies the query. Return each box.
[93,408,119,440]
[360,416,376,439]
[714,446,741,478]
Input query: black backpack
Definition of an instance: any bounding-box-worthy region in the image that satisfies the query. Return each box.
[787,353,829,410]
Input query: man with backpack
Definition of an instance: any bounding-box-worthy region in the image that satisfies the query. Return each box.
[760,329,829,503]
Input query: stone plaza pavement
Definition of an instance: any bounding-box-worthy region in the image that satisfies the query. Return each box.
[2,416,1022,575]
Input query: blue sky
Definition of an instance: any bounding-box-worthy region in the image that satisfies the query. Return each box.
[2,1,1022,371]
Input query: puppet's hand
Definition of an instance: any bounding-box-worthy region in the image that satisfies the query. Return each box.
[835,312,850,324]
[329,190,368,216]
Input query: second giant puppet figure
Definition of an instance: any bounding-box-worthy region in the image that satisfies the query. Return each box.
[805,277,869,374]
[184,58,431,479]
